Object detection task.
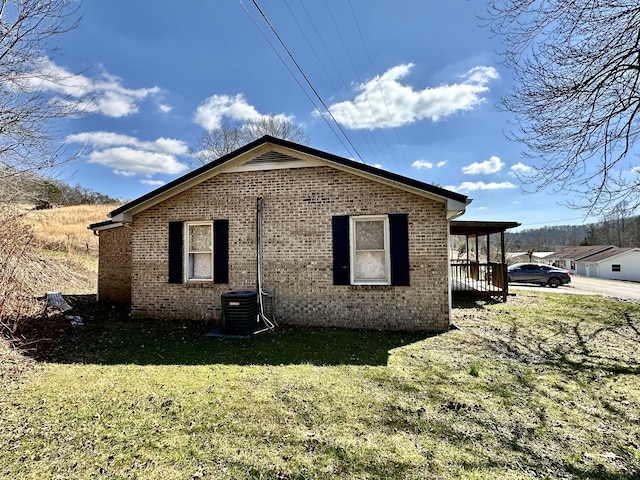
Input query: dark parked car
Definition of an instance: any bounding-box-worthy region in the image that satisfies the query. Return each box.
[507,263,571,288]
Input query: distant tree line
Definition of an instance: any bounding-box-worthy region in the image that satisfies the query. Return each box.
[0,167,121,207]
[506,212,640,251]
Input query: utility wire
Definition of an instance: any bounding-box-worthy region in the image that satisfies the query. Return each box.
[236,0,355,157]
[346,0,408,167]
[245,0,365,163]
[318,0,389,165]
[283,0,380,163]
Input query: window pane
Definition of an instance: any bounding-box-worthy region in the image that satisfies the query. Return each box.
[355,251,386,281]
[355,220,384,250]
[189,253,212,279]
[189,224,212,251]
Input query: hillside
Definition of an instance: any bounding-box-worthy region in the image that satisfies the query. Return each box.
[0,204,119,347]
[507,214,640,250]
[20,203,118,295]
[24,203,115,258]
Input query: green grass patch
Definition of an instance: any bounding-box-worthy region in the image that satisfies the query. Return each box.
[1,292,639,479]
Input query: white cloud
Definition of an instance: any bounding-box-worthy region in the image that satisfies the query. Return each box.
[141,179,166,186]
[193,93,262,130]
[412,159,448,170]
[114,169,136,177]
[87,147,187,176]
[327,64,498,129]
[445,181,517,192]
[631,166,640,173]
[66,131,189,177]
[412,160,433,169]
[66,131,188,155]
[462,156,504,174]
[153,137,190,155]
[26,58,164,118]
[510,162,535,176]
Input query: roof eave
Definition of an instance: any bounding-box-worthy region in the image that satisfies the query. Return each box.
[108,135,469,219]
[88,220,124,232]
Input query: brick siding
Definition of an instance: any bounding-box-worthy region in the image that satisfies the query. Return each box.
[97,225,132,303]
[123,166,451,331]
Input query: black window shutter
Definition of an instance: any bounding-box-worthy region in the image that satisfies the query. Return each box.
[213,219,229,284]
[332,215,350,285]
[389,214,410,286]
[168,221,184,284]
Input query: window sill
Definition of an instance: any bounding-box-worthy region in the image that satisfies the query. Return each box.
[184,281,217,288]
[348,285,394,291]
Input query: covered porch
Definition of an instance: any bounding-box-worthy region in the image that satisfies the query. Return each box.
[450,220,521,302]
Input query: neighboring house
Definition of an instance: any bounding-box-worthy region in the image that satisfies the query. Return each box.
[89,136,470,332]
[548,245,613,272]
[549,245,640,281]
[506,251,555,264]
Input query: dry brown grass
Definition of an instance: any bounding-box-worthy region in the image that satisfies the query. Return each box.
[0,204,120,345]
[24,203,117,256]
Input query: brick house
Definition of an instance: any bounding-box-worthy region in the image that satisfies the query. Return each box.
[89,136,470,332]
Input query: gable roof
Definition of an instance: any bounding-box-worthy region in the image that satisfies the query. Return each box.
[106,135,469,223]
[550,245,615,261]
[574,246,639,263]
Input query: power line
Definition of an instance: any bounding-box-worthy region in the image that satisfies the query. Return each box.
[235,0,354,157]
[240,0,365,163]
[319,0,390,165]
[517,216,595,228]
[283,0,382,164]
[346,0,408,167]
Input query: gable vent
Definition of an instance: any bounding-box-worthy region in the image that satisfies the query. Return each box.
[244,151,302,166]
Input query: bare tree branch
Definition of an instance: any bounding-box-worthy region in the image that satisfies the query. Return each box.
[487,0,640,216]
[191,115,309,167]
[0,0,81,200]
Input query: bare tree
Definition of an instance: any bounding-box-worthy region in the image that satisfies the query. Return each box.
[191,115,309,166]
[487,1,640,216]
[192,124,244,164]
[0,0,81,197]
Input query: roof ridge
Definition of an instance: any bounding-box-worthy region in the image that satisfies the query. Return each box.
[108,135,468,219]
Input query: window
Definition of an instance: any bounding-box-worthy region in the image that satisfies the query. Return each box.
[186,222,213,280]
[332,214,409,286]
[168,220,229,284]
[350,216,391,284]
[612,264,621,272]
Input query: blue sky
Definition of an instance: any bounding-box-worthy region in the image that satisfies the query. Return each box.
[42,0,600,229]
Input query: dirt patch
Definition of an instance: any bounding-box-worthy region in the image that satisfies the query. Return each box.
[1,294,97,366]
[1,295,111,387]
[0,337,36,385]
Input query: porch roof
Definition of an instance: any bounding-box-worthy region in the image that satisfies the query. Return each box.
[450,220,521,237]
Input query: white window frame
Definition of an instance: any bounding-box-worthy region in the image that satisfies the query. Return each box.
[184,221,214,282]
[349,215,391,285]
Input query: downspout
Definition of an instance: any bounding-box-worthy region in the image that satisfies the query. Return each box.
[255,196,277,333]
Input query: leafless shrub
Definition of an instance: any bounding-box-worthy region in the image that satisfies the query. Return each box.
[0,207,44,337]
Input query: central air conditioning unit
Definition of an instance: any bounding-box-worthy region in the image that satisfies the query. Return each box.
[221,291,258,335]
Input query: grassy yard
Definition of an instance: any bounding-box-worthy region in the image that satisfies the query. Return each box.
[1,291,639,479]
